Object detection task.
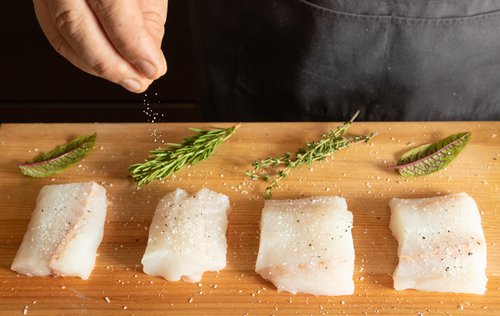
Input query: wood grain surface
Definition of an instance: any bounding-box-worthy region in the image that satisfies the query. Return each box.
[0,122,499,315]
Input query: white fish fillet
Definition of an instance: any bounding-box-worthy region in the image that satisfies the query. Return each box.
[11,182,107,280]
[390,192,487,294]
[255,196,355,296]
[142,188,230,282]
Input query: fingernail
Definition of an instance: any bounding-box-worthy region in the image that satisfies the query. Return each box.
[135,60,157,79]
[120,79,142,92]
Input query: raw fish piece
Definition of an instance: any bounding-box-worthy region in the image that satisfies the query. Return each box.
[390,193,487,294]
[11,182,107,280]
[142,188,230,282]
[255,196,355,296]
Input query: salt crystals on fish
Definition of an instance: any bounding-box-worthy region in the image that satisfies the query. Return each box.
[255,196,355,296]
[142,188,230,282]
[11,182,107,280]
[390,192,487,294]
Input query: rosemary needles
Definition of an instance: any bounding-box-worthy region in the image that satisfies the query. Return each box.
[246,112,377,198]
[129,124,239,187]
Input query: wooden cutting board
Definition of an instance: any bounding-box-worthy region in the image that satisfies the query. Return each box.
[0,122,499,315]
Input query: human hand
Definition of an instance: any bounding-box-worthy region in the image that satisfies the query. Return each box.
[33,0,168,93]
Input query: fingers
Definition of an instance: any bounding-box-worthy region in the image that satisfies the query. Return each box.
[33,0,100,77]
[139,0,169,45]
[87,0,167,80]
[33,0,157,93]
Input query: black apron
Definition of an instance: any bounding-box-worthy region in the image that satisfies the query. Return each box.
[188,0,500,121]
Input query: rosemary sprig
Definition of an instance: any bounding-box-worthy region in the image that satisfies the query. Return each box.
[129,124,239,187]
[246,112,377,198]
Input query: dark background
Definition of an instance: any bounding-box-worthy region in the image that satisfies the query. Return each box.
[0,1,200,122]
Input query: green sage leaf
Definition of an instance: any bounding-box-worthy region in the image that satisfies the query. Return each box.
[391,132,471,177]
[19,133,97,178]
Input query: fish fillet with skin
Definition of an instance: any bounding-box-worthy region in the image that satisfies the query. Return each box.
[255,196,355,296]
[142,188,230,282]
[11,182,107,280]
[390,193,487,294]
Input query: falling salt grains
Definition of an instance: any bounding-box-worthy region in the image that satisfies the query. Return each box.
[188,297,194,304]
[142,93,165,123]
[142,93,167,143]
[23,306,28,315]
[104,297,111,303]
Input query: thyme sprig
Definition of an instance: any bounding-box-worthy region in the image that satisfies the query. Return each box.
[246,112,377,198]
[129,124,239,187]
